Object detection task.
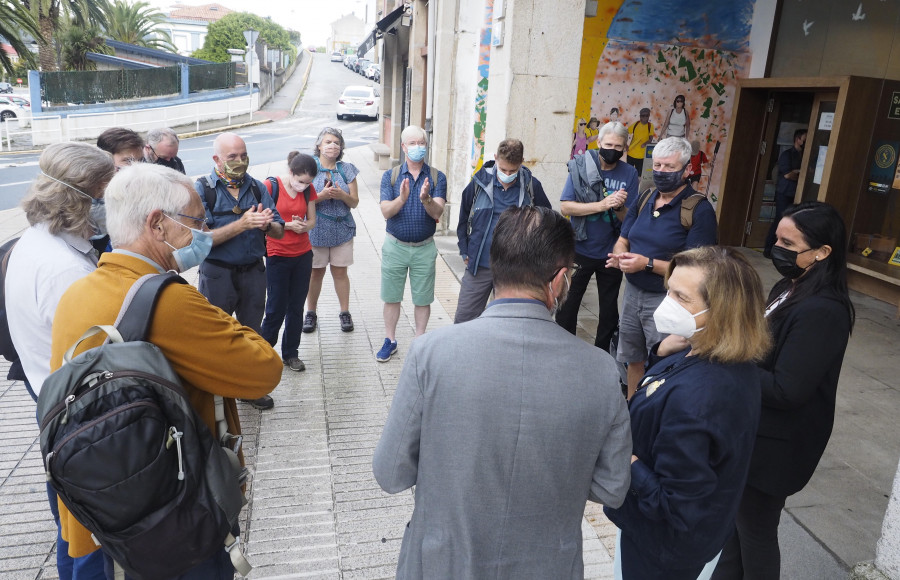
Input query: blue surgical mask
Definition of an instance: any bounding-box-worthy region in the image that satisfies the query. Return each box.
[163,214,213,272]
[406,145,427,162]
[497,168,518,184]
[89,198,107,240]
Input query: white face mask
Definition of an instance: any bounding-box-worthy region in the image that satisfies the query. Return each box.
[653,295,708,338]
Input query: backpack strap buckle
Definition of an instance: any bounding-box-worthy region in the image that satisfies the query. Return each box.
[225,532,253,577]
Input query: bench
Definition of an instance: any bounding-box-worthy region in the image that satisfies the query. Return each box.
[369,143,393,170]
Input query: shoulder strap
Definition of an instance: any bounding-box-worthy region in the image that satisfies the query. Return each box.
[637,188,654,217]
[197,177,216,212]
[335,161,348,184]
[525,172,534,206]
[679,193,707,231]
[249,180,262,205]
[266,177,279,206]
[1,238,20,280]
[115,273,188,343]
[390,165,401,187]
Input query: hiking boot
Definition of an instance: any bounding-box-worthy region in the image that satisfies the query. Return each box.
[241,395,274,410]
[302,311,317,333]
[339,311,354,332]
[376,338,398,362]
[284,357,306,372]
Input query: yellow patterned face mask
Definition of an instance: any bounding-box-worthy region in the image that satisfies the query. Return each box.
[222,158,250,182]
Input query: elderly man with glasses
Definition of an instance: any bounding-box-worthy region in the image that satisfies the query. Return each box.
[144,127,186,174]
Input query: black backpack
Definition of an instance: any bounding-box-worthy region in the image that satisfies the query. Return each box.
[37,273,252,579]
[0,238,25,381]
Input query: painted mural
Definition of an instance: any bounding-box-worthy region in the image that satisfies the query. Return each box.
[574,0,756,204]
[469,0,495,174]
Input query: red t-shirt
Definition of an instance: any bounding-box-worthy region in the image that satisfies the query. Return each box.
[265,176,317,257]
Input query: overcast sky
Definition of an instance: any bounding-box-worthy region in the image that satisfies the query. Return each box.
[146,0,377,47]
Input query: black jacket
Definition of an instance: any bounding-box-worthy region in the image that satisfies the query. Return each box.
[747,291,852,497]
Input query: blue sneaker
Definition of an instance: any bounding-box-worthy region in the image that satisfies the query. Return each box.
[376,338,398,362]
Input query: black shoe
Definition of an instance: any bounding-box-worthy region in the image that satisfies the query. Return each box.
[339,311,354,332]
[284,357,306,372]
[302,311,317,333]
[241,395,274,410]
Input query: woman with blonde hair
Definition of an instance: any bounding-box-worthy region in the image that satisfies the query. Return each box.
[605,246,770,580]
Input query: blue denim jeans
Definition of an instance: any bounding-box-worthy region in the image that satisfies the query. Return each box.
[260,252,314,359]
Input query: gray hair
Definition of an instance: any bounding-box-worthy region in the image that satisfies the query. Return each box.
[400,125,426,144]
[21,142,115,237]
[652,137,692,166]
[313,127,345,161]
[105,163,194,247]
[146,127,178,147]
[597,121,628,145]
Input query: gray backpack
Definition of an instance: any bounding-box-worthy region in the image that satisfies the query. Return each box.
[38,273,252,579]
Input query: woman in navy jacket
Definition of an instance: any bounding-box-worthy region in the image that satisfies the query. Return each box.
[712,201,855,579]
[605,246,771,579]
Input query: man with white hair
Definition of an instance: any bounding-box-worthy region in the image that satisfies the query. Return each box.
[195,132,284,410]
[376,125,447,362]
[50,163,282,579]
[606,137,717,398]
[556,121,638,351]
[144,127,186,174]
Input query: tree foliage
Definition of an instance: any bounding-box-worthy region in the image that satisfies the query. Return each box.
[23,0,110,71]
[61,19,110,71]
[104,0,177,52]
[192,12,294,63]
[0,0,42,75]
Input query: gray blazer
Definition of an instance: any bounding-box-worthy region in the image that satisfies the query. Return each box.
[373,300,632,580]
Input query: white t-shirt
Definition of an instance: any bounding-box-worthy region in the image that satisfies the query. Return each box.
[667,109,687,137]
[6,223,98,394]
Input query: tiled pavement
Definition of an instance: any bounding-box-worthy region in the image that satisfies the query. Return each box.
[0,145,616,579]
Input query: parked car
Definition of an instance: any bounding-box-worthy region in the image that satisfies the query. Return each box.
[337,85,380,121]
[331,51,343,62]
[345,55,358,70]
[0,101,24,121]
[364,63,380,81]
[1,95,29,109]
[0,82,12,93]
[355,59,371,74]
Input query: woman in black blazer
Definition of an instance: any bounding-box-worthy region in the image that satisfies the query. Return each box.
[712,201,855,579]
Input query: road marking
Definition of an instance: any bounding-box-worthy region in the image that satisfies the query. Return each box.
[0,180,31,188]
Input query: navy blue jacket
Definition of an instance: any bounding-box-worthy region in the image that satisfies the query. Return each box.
[456,160,551,274]
[604,349,761,570]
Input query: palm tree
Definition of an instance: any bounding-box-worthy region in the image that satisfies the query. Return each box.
[22,0,108,71]
[60,20,109,71]
[0,0,42,75]
[104,0,177,52]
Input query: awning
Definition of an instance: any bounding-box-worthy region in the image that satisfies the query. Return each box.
[376,5,405,33]
[358,28,377,57]
[357,5,405,56]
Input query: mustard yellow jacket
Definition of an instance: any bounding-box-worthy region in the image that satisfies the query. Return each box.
[49,252,282,557]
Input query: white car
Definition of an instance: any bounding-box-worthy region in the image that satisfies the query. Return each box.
[336,85,379,121]
[0,101,24,122]
[330,51,343,62]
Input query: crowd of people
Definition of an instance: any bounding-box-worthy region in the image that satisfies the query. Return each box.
[4,121,855,580]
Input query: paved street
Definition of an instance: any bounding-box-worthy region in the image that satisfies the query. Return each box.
[1,52,900,579]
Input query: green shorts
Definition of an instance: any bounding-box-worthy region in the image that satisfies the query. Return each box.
[381,235,438,306]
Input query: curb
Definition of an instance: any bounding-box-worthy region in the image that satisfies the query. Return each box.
[177,119,272,139]
[290,54,314,116]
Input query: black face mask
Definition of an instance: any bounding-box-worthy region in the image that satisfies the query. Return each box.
[652,165,687,193]
[154,157,180,171]
[771,245,814,279]
[598,147,624,165]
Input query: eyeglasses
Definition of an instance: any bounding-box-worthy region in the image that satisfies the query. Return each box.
[549,264,579,281]
[168,211,208,227]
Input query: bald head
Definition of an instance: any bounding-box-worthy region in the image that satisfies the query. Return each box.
[212,132,248,173]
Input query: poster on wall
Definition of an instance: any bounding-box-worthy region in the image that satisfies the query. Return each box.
[813,146,827,185]
[868,141,900,195]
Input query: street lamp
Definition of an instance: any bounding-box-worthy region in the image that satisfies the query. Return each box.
[243,29,259,121]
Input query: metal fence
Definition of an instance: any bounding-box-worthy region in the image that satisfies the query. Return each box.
[188,62,236,92]
[41,66,181,105]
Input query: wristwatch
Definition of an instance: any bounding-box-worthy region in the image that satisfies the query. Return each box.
[645,257,654,272]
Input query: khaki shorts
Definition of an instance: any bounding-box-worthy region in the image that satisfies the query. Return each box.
[312,239,354,268]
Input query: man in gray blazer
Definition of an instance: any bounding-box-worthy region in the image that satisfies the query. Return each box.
[373,205,632,579]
